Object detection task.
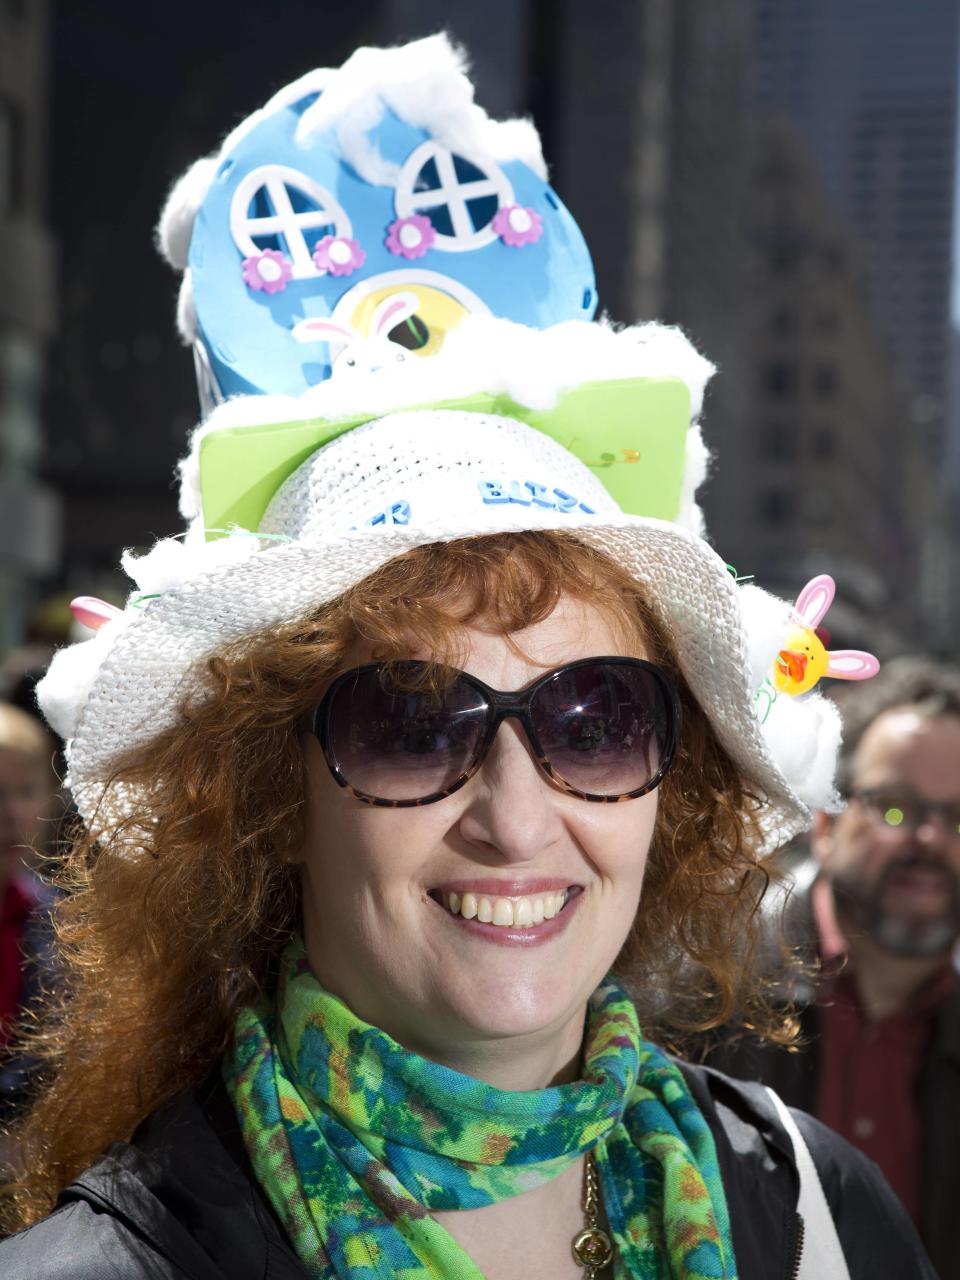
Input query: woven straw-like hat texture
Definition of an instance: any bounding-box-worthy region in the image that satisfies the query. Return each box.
[64,415,808,855]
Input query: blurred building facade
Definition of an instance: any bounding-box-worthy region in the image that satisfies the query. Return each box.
[749,0,959,645]
[732,123,923,648]
[558,0,956,651]
[0,0,60,651]
[753,0,959,465]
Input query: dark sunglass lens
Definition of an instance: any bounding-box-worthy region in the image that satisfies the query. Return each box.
[325,666,489,801]
[531,662,674,797]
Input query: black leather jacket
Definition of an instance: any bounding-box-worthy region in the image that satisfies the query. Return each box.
[0,1064,934,1279]
[708,858,960,1280]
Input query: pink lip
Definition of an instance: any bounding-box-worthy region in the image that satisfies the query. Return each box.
[429,877,579,896]
[429,886,584,948]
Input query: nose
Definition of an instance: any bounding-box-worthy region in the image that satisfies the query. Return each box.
[457,720,566,863]
[914,809,955,851]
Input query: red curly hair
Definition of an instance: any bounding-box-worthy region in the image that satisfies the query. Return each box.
[2,530,785,1231]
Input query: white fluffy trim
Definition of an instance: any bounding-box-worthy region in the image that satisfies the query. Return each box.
[37,621,131,743]
[177,317,715,522]
[737,582,841,810]
[36,534,265,743]
[295,34,545,186]
[156,34,544,280]
[738,584,794,691]
[761,692,842,812]
[157,158,219,271]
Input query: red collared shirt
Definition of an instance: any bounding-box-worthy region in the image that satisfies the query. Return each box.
[0,876,37,1048]
[812,881,958,1227]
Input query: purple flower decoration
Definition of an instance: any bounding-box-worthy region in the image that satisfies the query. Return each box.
[385,214,436,260]
[241,249,292,294]
[312,235,366,278]
[492,204,544,248]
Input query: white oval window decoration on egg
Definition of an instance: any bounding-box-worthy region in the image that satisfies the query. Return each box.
[394,142,514,253]
[229,164,352,279]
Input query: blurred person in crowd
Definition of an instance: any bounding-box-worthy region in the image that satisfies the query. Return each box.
[709,657,960,1279]
[0,704,58,1120]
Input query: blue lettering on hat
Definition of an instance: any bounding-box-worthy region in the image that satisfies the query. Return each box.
[525,481,554,508]
[366,498,412,527]
[478,479,595,514]
[478,480,510,504]
[506,480,532,506]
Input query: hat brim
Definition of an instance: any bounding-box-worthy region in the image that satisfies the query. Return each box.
[68,510,808,855]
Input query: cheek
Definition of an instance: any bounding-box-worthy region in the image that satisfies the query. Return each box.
[301,760,446,903]
[828,816,896,876]
[570,794,658,892]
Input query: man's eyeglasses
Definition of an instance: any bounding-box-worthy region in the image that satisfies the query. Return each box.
[310,657,681,807]
[848,788,960,838]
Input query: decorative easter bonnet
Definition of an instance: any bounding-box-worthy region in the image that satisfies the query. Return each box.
[158,34,595,414]
[37,37,874,856]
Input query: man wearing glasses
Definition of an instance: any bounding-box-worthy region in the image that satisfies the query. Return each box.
[711,657,960,1279]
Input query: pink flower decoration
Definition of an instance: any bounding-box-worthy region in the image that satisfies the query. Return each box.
[241,249,292,294]
[385,214,436,259]
[492,204,544,248]
[312,235,366,277]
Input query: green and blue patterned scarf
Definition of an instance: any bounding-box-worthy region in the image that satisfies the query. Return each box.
[223,937,737,1280]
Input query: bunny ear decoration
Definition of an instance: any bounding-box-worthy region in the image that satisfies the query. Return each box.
[291,317,358,347]
[370,291,419,338]
[825,650,881,681]
[793,574,835,628]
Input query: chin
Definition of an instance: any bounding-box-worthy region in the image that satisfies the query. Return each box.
[426,936,613,1045]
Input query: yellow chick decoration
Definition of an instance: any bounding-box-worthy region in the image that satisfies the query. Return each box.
[771,574,879,697]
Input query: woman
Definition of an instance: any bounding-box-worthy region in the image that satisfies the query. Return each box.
[0,330,935,1276]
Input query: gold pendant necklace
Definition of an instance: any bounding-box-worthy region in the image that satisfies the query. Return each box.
[571,1150,614,1277]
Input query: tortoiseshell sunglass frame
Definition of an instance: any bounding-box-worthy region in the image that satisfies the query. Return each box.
[310,657,681,807]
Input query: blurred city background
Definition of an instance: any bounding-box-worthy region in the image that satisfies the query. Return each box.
[2,0,959,687]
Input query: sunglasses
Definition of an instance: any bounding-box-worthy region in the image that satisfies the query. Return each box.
[310,657,681,807]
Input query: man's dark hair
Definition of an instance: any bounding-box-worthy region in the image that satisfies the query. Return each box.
[837,656,960,790]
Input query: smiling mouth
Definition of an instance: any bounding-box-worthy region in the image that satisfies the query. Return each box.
[428,887,580,930]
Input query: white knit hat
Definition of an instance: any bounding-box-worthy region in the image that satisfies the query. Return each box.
[38,318,841,853]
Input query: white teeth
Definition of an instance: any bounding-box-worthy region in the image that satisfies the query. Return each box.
[444,889,571,929]
[492,898,513,926]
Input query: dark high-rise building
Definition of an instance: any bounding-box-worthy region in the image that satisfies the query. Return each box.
[752,0,960,462]
[0,0,59,651]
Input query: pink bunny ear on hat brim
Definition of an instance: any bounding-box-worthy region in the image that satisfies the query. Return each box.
[826,650,880,681]
[794,574,835,628]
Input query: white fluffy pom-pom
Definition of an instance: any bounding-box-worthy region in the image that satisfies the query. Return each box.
[737,582,841,811]
[121,532,261,598]
[121,539,192,596]
[36,623,128,742]
[761,692,842,811]
[738,583,794,692]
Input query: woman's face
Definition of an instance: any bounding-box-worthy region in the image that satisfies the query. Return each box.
[299,594,658,1071]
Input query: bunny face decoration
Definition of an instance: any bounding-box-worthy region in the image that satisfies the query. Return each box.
[291,291,419,377]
